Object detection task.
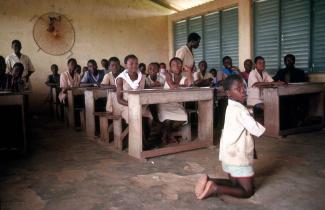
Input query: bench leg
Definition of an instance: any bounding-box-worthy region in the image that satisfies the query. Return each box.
[80,110,85,130]
[113,119,122,150]
[181,123,191,142]
[100,116,109,142]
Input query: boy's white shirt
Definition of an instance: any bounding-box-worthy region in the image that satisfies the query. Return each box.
[219,99,265,166]
[247,69,273,106]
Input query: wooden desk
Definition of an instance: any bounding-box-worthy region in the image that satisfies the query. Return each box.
[262,83,324,138]
[67,87,87,127]
[84,86,115,138]
[127,87,214,160]
[0,91,30,153]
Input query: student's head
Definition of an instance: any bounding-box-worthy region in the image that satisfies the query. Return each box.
[138,63,146,74]
[224,74,246,103]
[67,58,77,73]
[284,54,295,68]
[169,57,183,74]
[108,57,120,73]
[254,56,265,72]
[198,60,207,72]
[75,64,81,74]
[223,56,232,69]
[210,68,217,77]
[12,63,24,79]
[0,56,6,75]
[187,32,201,49]
[51,64,58,74]
[244,59,253,72]
[124,54,138,73]
[87,59,98,73]
[101,59,109,69]
[160,62,166,70]
[11,40,22,54]
[148,62,159,77]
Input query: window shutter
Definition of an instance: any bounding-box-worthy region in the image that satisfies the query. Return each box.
[254,0,280,73]
[203,12,221,70]
[221,7,239,67]
[174,20,188,54]
[312,0,325,71]
[281,0,310,70]
[189,16,203,67]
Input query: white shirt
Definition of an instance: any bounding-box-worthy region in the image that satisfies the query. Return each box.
[145,75,165,87]
[247,69,273,106]
[175,45,194,69]
[219,99,265,166]
[5,53,34,77]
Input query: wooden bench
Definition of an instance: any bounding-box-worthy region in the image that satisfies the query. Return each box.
[93,111,120,142]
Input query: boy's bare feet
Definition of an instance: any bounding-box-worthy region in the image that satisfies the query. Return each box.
[197,180,218,200]
[195,174,208,198]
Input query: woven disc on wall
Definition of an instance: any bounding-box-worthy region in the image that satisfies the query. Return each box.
[33,12,75,56]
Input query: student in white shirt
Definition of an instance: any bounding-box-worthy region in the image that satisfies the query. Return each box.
[6,40,34,89]
[195,74,265,199]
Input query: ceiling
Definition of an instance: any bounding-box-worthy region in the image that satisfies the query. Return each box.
[150,0,215,12]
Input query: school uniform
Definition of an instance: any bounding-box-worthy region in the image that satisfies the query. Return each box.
[46,74,60,85]
[222,67,240,76]
[59,71,81,102]
[5,53,34,89]
[175,45,195,69]
[145,75,165,87]
[81,70,105,85]
[219,99,265,177]
[247,69,273,106]
[158,73,188,123]
[195,71,213,80]
[101,72,117,112]
[273,67,306,83]
[113,70,152,123]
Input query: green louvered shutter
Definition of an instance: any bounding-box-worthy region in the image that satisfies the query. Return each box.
[203,12,221,70]
[221,7,239,67]
[312,0,325,72]
[254,0,280,73]
[281,0,310,70]
[174,20,188,54]
[189,16,203,67]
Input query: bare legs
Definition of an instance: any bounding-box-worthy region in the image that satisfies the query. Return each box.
[161,120,185,144]
[195,174,254,199]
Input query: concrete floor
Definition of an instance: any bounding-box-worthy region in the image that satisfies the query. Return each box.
[1,117,325,210]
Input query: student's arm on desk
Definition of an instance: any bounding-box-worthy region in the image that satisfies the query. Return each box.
[116,78,128,106]
[252,81,286,88]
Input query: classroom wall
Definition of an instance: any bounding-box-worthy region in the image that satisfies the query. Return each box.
[0,0,172,113]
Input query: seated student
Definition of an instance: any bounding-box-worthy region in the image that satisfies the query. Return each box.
[114,54,152,124]
[101,58,109,74]
[75,64,82,75]
[159,62,167,79]
[8,63,25,92]
[195,75,265,199]
[58,58,80,102]
[210,68,218,87]
[273,54,306,83]
[81,59,105,86]
[241,59,253,83]
[247,56,283,111]
[0,56,12,90]
[45,64,60,86]
[138,63,147,75]
[157,57,191,144]
[194,60,213,87]
[145,62,165,88]
[81,66,88,78]
[221,56,240,80]
[101,58,120,86]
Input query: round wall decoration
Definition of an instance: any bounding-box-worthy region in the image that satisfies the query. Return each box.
[33,12,75,56]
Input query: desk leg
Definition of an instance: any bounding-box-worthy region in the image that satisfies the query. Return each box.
[85,91,95,138]
[128,94,142,159]
[198,99,213,145]
[67,90,75,127]
[263,89,280,137]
